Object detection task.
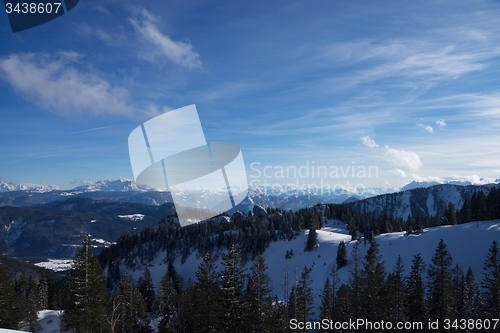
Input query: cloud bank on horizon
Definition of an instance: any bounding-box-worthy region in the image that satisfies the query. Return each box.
[1,1,500,189]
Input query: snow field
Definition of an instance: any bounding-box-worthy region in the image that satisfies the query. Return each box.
[121,219,500,313]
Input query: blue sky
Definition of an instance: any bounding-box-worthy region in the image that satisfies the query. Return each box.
[1,0,500,190]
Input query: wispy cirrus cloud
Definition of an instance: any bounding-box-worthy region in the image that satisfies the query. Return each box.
[0,52,133,117]
[75,22,128,47]
[0,52,166,119]
[78,23,112,43]
[129,7,201,69]
[70,179,94,185]
[388,168,407,178]
[307,39,500,95]
[469,160,500,167]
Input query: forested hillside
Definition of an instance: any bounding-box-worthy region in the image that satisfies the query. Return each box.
[349,183,500,219]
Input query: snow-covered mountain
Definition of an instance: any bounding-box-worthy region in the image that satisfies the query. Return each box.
[349,183,500,218]
[0,179,383,210]
[73,179,146,192]
[0,181,60,193]
[400,178,500,192]
[1,178,499,215]
[400,181,442,191]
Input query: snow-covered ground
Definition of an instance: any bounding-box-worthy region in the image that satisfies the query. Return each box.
[118,214,145,221]
[123,219,500,311]
[34,259,73,272]
[0,311,62,333]
[36,310,62,333]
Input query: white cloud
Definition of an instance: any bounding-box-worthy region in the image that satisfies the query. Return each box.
[388,169,407,178]
[360,136,422,172]
[384,146,422,172]
[416,123,435,133]
[407,174,497,185]
[139,105,172,120]
[469,160,500,167]
[315,39,500,94]
[0,52,167,119]
[79,23,111,42]
[70,179,94,185]
[360,135,379,148]
[129,8,201,69]
[408,174,443,183]
[94,5,111,15]
[0,53,134,117]
[436,119,446,129]
[442,174,495,185]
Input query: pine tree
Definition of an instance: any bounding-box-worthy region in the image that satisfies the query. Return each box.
[482,240,500,318]
[336,241,348,270]
[246,253,273,333]
[406,254,427,323]
[335,283,351,322]
[460,199,472,224]
[0,249,20,329]
[281,259,291,333]
[113,272,151,333]
[472,191,487,222]
[387,255,406,323]
[193,252,221,333]
[463,267,483,321]
[295,266,314,332]
[62,235,110,333]
[427,239,456,328]
[156,272,176,330]
[348,241,362,318]
[219,243,246,333]
[137,266,155,313]
[350,221,358,241]
[319,265,339,328]
[451,264,464,317]
[287,284,297,324]
[445,203,457,225]
[18,274,38,330]
[304,227,318,252]
[360,240,388,323]
[38,269,51,310]
[319,278,333,325]
[319,278,335,332]
[270,295,286,333]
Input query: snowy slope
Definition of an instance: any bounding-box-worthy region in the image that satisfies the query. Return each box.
[122,219,500,313]
[36,310,62,333]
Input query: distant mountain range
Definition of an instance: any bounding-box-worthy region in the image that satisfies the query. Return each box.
[0,198,175,258]
[2,178,497,207]
[348,182,500,219]
[1,178,500,258]
[0,181,60,193]
[0,178,405,210]
[399,179,499,192]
